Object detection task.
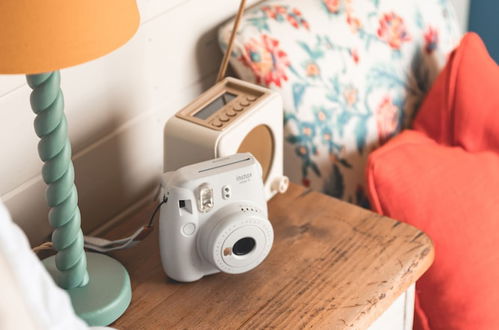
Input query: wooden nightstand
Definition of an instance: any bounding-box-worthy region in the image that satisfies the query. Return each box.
[106,183,433,329]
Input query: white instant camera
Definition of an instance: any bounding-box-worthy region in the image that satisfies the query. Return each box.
[159,153,273,282]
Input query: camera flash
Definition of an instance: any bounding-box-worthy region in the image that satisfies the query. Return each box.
[197,183,214,213]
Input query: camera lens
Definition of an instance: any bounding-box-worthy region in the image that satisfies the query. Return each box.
[232,237,256,256]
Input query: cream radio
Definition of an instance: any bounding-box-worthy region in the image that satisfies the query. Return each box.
[164,77,288,200]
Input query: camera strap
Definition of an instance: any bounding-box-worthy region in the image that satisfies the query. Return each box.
[83,225,153,252]
[83,196,167,253]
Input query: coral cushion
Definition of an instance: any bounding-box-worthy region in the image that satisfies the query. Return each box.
[367,33,499,329]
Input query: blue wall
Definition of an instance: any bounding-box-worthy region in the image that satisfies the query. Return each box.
[468,0,499,63]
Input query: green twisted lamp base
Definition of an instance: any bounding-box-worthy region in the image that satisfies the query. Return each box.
[27,71,131,326]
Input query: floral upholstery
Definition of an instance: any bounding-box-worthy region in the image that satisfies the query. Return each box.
[218,0,460,206]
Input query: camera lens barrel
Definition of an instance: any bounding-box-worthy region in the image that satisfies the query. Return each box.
[199,204,273,274]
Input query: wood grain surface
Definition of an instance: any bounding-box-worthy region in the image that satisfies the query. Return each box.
[106,183,433,329]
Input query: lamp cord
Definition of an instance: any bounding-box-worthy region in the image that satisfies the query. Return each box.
[32,241,53,253]
[216,0,247,82]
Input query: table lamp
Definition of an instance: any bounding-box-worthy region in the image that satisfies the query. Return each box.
[0,0,140,326]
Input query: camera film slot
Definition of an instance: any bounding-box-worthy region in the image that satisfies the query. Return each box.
[198,157,251,173]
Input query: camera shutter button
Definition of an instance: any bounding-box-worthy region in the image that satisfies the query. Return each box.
[182,223,196,236]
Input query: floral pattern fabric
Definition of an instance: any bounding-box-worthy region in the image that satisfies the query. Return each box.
[219,0,460,206]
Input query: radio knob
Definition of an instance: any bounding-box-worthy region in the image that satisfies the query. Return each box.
[219,115,229,122]
[240,100,250,106]
[226,110,237,117]
[246,95,257,101]
[233,104,244,112]
[212,119,223,128]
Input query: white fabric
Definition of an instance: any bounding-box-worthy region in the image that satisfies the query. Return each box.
[0,201,114,330]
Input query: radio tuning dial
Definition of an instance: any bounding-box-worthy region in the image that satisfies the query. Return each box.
[226,110,237,117]
[240,100,250,107]
[246,95,257,101]
[219,115,229,122]
[233,104,244,112]
[212,120,223,128]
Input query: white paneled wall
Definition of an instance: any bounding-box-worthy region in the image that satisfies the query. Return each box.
[0,0,258,245]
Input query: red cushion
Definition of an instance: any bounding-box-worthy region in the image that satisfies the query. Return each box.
[413,33,499,152]
[366,33,499,330]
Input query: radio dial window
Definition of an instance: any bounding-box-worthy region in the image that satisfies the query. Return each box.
[193,92,236,120]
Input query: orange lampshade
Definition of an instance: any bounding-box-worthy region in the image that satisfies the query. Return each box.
[0,0,140,74]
